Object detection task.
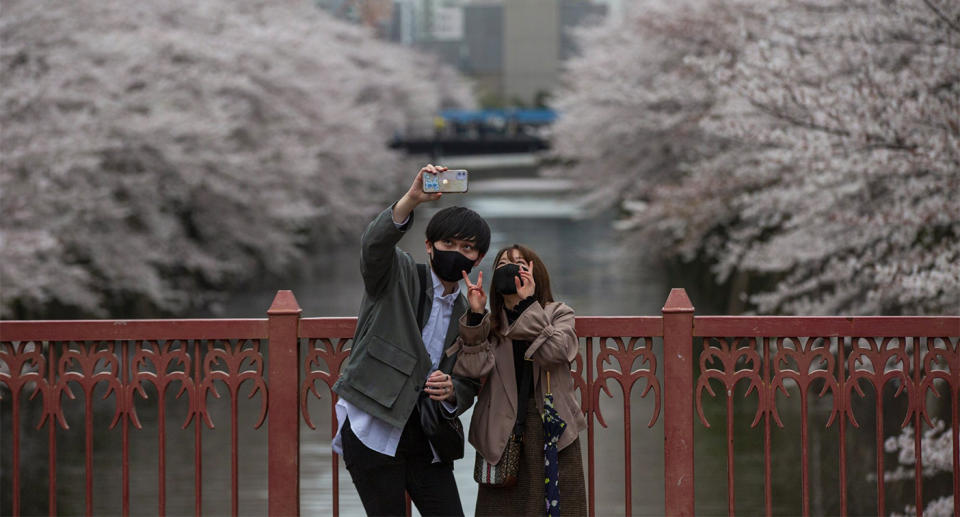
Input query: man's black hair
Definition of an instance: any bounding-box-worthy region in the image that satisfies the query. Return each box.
[425,206,491,255]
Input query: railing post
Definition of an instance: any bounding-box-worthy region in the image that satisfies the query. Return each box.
[662,288,695,517]
[267,290,302,517]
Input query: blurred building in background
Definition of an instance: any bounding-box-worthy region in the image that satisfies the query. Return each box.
[319,0,610,106]
[315,0,396,34]
[460,1,503,98]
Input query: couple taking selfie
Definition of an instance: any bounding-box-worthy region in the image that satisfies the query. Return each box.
[331,164,587,516]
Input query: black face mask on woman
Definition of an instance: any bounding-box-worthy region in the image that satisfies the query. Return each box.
[491,263,522,295]
[430,248,476,282]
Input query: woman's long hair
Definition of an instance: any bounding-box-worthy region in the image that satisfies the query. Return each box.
[489,244,554,334]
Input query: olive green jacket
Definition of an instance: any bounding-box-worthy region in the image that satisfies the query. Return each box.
[332,205,479,429]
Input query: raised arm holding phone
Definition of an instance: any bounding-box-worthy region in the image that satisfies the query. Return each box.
[331,164,490,516]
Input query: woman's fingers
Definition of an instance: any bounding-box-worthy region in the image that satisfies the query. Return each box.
[426,370,450,385]
[520,269,534,287]
[426,373,450,383]
[463,271,487,312]
[424,371,455,400]
[461,269,484,289]
[515,269,535,298]
[425,381,451,390]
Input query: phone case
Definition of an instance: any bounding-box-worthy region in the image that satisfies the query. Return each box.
[423,170,469,193]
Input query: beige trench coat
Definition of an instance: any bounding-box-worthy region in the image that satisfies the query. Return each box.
[447,301,587,465]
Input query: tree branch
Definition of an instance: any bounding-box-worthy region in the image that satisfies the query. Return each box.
[747,99,919,153]
[922,0,960,35]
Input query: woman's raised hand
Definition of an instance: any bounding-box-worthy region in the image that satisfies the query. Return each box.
[515,264,536,299]
[462,270,486,313]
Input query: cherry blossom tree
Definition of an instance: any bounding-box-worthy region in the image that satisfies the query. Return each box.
[551,0,959,316]
[550,0,734,205]
[0,0,472,317]
[552,1,958,515]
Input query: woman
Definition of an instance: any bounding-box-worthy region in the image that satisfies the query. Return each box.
[451,244,587,516]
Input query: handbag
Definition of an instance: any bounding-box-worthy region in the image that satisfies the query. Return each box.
[473,353,533,487]
[473,433,522,487]
[418,394,465,462]
[415,263,465,463]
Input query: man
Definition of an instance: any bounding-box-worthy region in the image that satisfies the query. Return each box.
[332,164,490,516]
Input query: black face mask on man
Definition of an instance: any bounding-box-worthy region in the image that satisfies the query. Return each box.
[430,247,476,282]
[491,263,523,295]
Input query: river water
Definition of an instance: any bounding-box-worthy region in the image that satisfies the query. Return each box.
[3,155,907,515]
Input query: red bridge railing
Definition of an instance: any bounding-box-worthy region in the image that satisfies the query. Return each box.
[1,289,957,516]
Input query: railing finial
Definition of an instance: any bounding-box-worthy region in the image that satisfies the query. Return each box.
[267,290,302,315]
[662,288,694,314]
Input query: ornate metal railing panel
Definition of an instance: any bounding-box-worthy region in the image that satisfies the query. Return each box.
[2,292,957,517]
[694,316,960,517]
[0,320,267,517]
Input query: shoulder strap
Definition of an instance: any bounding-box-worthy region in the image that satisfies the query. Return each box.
[416,263,429,331]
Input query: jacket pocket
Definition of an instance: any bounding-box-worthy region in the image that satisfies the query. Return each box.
[352,335,418,408]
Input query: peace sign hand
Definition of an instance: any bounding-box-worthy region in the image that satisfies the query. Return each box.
[462,270,486,313]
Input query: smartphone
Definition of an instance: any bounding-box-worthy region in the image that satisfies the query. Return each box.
[423,169,469,193]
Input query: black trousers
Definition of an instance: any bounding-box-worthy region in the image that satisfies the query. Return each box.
[341,409,464,517]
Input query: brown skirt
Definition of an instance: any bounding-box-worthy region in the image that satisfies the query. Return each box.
[475,397,587,517]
